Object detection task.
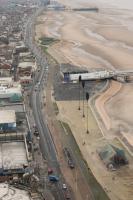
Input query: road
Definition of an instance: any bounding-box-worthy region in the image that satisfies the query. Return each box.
[32,64,65,200]
[23,1,67,200]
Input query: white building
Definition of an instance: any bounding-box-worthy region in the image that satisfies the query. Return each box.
[0,77,13,87]
[18,62,36,71]
[64,70,115,82]
[0,184,31,200]
[0,84,22,102]
[0,110,16,132]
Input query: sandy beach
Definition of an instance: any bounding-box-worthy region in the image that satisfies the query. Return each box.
[35,1,133,199]
[35,0,133,134]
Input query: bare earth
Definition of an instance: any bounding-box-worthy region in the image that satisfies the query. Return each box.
[35,1,133,199]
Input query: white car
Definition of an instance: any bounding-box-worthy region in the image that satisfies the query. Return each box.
[62,183,67,190]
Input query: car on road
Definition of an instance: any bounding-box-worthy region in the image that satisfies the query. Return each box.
[48,175,59,182]
[34,86,38,91]
[48,168,53,175]
[62,183,67,190]
[33,124,37,128]
[64,190,70,199]
[34,130,39,136]
[63,147,75,169]
[68,160,75,169]
[45,66,48,71]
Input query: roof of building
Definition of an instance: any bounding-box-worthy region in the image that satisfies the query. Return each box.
[19,52,32,58]
[18,62,35,69]
[0,77,13,84]
[98,144,128,166]
[0,183,31,200]
[16,44,26,49]
[69,70,115,81]
[98,144,116,165]
[0,142,28,170]
[19,76,32,80]
[0,110,16,124]
[0,104,24,113]
[0,86,22,95]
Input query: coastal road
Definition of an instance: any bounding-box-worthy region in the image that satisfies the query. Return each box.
[31,65,65,200]
[24,3,67,200]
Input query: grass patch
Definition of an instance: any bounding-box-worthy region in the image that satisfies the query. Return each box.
[39,37,59,46]
[53,102,59,115]
[42,46,48,52]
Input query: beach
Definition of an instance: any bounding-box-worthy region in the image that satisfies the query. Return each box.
[35,1,133,199]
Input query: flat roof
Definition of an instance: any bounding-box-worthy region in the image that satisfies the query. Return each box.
[69,70,115,81]
[0,103,25,113]
[19,52,32,57]
[18,62,34,69]
[20,76,32,80]
[0,110,16,124]
[0,184,31,200]
[0,77,13,83]
[0,142,28,169]
[0,104,24,113]
[16,44,26,49]
[0,86,22,95]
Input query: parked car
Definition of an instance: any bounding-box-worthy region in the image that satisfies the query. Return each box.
[48,175,59,182]
[48,168,53,175]
[62,183,67,190]
[64,191,70,199]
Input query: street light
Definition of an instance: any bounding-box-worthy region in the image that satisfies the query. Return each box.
[82,80,85,117]
[78,75,81,110]
[86,92,89,134]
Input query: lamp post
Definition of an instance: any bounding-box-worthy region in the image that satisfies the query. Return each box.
[78,75,81,110]
[82,80,85,117]
[86,92,89,134]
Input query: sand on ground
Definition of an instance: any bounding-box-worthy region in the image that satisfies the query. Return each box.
[95,80,122,130]
[35,1,133,147]
[57,100,133,200]
[35,1,133,199]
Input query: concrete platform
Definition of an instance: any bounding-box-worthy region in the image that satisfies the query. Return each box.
[0,142,28,169]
